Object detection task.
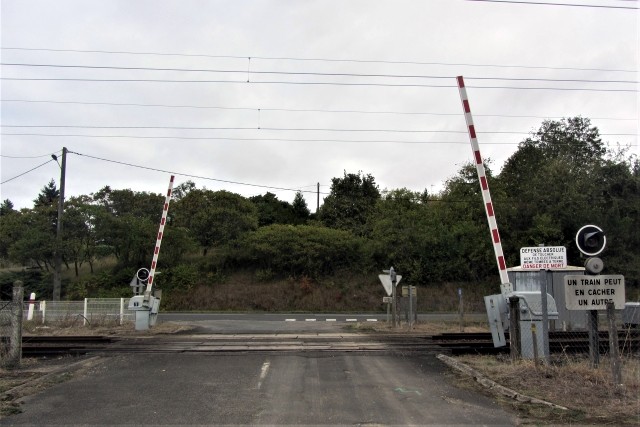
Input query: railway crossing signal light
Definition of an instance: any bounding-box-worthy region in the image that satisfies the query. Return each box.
[576,225,606,257]
[136,268,150,283]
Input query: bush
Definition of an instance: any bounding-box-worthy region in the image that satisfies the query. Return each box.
[242,224,366,279]
[0,269,51,300]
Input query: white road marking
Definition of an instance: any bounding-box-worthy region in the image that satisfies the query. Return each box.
[326,319,337,322]
[367,319,378,322]
[305,319,317,322]
[257,360,271,390]
[285,319,296,322]
[346,319,357,322]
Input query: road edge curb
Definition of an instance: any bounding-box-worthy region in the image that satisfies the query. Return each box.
[436,354,568,410]
[2,356,103,401]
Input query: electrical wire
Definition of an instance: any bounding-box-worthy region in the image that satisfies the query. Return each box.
[0,150,61,159]
[2,125,635,137]
[2,77,637,92]
[2,99,635,121]
[4,133,635,147]
[1,159,55,184]
[2,47,637,73]
[2,62,638,84]
[463,0,638,9]
[0,132,484,144]
[66,150,330,195]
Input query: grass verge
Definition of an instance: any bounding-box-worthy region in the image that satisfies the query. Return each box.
[452,353,640,425]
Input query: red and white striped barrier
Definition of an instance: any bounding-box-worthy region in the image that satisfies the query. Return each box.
[456,76,511,294]
[146,175,175,294]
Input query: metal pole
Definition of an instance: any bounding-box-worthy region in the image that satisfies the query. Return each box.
[317,182,320,214]
[386,301,390,325]
[588,310,600,368]
[531,324,540,368]
[408,285,413,330]
[390,267,397,328]
[606,302,622,385]
[509,296,521,361]
[540,269,550,363]
[458,288,464,333]
[53,147,67,301]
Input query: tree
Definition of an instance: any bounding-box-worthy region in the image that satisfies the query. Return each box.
[249,192,296,226]
[0,199,15,216]
[33,179,59,207]
[291,191,310,224]
[6,208,56,270]
[319,171,380,235]
[368,188,435,282]
[243,224,365,279]
[490,117,639,287]
[172,180,197,201]
[173,190,258,255]
[91,187,165,268]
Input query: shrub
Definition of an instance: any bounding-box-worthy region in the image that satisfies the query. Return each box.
[242,224,366,279]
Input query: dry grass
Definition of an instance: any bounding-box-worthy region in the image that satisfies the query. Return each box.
[455,353,640,425]
[351,321,489,334]
[21,319,194,336]
[161,272,493,313]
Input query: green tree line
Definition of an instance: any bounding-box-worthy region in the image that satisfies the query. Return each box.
[1,117,638,301]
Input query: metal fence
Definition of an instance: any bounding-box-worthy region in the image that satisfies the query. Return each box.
[1,298,135,327]
[0,300,16,338]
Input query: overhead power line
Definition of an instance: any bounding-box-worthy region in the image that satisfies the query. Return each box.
[4,133,636,147]
[2,62,638,84]
[463,0,638,9]
[2,47,636,73]
[2,124,635,137]
[66,150,330,196]
[2,99,636,121]
[1,159,55,184]
[0,150,61,159]
[2,77,637,92]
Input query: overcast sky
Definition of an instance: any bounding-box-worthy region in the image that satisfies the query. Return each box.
[1,0,638,211]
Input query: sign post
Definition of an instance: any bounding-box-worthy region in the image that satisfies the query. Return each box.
[458,288,464,333]
[379,268,401,327]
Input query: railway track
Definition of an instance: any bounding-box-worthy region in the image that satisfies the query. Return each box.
[16,330,640,357]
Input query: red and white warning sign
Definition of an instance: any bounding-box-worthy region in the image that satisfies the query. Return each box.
[520,246,567,270]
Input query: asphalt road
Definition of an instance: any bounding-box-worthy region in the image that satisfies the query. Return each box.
[157,312,486,333]
[4,352,517,425]
[2,313,517,425]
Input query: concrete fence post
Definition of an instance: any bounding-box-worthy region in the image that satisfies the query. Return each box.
[6,281,24,368]
[41,300,47,324]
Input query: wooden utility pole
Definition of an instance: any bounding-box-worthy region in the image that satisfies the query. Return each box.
[53,147,67,301]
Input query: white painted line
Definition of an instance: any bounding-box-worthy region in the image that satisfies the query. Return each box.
[367,319,378,322]
[346,319,357,322]
[257,360,271,390]
[285,319,296,322]
[326,319,337,322]
[305,319,317,322]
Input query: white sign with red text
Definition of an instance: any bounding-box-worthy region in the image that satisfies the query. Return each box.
[520,246,567,270]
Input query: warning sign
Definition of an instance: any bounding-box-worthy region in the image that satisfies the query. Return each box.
[564,274,625,310]
[520,246,567,270]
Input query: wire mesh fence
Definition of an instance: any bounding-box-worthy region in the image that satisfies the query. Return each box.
[0,301,16,341]
[1,298,135,329]
[0,299,22,367]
